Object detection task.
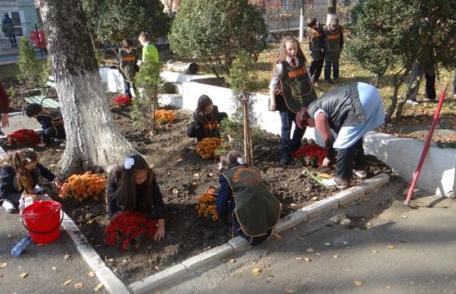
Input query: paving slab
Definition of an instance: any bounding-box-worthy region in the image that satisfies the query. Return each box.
[0,208,107,294]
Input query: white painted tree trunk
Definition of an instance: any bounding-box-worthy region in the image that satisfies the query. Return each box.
[37,0,135,174]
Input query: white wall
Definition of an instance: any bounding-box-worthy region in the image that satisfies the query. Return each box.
[364,132,456,196]
[181,81,283,135]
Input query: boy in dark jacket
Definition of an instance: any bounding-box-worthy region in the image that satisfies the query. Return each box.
[25,103,65,146]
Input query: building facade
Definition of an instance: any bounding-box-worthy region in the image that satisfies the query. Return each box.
[1,0,39,49]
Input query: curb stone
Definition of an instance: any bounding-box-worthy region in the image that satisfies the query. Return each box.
[61,213,131,294]
[127,173,390,293]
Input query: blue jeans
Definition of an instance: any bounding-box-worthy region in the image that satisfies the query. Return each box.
[279,110,304,160]
[124,81,132,97]
[324,60,339,80]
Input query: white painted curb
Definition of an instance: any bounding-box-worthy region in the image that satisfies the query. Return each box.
[128,173,390,293]
[61,212,131,294]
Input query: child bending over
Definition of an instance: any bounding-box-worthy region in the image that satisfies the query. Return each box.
[106,154,166,241]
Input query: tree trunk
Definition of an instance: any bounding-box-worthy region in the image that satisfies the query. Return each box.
[242,95,253,166]
[38,0,135,174]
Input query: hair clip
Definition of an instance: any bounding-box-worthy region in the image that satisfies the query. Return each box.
[124,157,135,170]
[236,157,245,165]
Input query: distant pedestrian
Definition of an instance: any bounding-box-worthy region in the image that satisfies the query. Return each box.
[306,17,325,83]
[323,17,344,83]
[2,13,17,48]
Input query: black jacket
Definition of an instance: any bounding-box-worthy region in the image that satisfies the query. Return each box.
[106,166,166,219]
[307,83,365,133]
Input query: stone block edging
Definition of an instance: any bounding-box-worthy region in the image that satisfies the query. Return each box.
[128,173,390,293]
[61,212,131,294]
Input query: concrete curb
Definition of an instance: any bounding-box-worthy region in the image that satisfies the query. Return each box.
[61,212,131,294]
[128,173,390,293]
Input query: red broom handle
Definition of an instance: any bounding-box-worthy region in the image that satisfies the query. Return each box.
[404,83,448,206]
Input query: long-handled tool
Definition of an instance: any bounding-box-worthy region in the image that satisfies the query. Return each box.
[403,83,448,206]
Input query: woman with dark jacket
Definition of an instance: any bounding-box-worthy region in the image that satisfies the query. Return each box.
[216,150,280,246]
[296,82,385,189]
[106,154,166,240]
[186,95,228,141]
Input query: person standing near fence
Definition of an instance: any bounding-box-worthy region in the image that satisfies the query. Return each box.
[306,17,325,84]
[2,13,17,48]
[323,17,344,83]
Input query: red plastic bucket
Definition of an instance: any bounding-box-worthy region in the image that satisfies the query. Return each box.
[21,200,63,245]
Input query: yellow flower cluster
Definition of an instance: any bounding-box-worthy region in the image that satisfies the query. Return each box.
[59,172,106,202]
[154,109,176,124]
[196,187,218,221]
[195,137,222,160]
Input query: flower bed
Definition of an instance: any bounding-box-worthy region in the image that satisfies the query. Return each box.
[59,172,106,202]
[105,212,158,251]
[7,129,41,146]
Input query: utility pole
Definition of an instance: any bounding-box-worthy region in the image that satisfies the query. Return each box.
[327,0,337,25]
[299,0,305,41]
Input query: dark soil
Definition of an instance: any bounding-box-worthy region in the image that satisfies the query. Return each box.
[11,104,391,284]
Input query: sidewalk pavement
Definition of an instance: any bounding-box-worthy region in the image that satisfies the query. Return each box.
[0,209,107,294]
[162,178,456,294]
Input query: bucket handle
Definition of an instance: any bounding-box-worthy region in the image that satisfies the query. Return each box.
[21,210,64,235]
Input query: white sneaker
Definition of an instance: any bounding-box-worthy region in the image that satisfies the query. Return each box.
[353,169,367,179]
[406,99,418,105]
[322,177,348,189]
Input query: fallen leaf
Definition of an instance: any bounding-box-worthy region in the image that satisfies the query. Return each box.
[311,196,318,201]
[333,255,339,259]
[296,257,303,261]
[64,254,71,260]
[354,280,363,287]
[88,271,95,278]
[63,279,72,286]
[251,267,263,276]
[306,247,314,253]
[94,283,104,292]
[372,250,379,254]
[19,272,28,279]
[273,232,282,240]
[387,245,396,250]
[74,282,84,289]
[297,235,305,241]
[0,262,7,268]
[229,259,236,263]
[52,266,57,271]
[304,257,312,263]
[324,242,332,246]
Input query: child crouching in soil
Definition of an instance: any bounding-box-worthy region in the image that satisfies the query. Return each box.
[186,95,228,142]
[106,154,166,241]
[25,103,65,147]
[216,150,281,245]
[0,149,61,213]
